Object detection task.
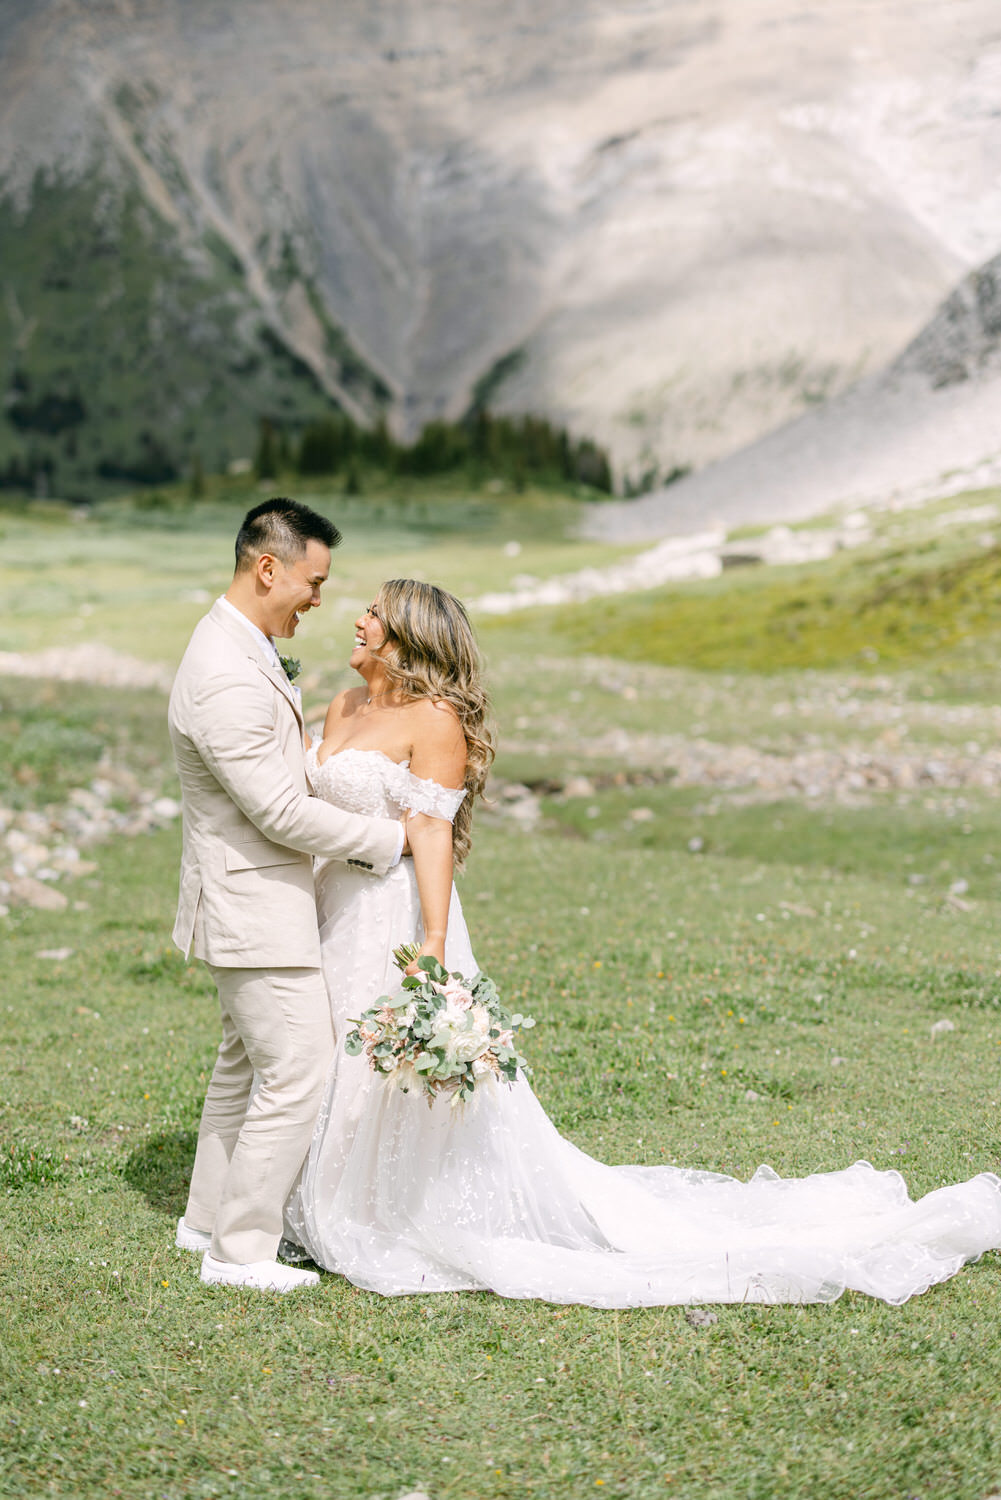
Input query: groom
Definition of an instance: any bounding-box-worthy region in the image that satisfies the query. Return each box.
[167,497,404,1291]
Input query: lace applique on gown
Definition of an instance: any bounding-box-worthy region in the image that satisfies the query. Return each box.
[284,747,1001,1306]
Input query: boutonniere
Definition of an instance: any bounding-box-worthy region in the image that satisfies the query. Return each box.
[278,654,301,683]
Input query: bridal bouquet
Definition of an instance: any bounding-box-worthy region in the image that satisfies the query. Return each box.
[344,944,535,1108]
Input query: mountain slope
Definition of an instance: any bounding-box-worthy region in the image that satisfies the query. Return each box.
[0,172,342,494]
[584,249,1001,540]
[2,0,1001,495]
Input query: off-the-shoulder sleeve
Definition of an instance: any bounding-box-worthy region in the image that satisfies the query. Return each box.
[399,768,467,823]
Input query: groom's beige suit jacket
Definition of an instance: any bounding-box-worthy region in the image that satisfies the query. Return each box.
[168,600,400,969]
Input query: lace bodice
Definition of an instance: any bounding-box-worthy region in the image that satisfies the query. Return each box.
[306,744,467,823]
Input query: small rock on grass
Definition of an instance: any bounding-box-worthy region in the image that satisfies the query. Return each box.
[36,947,74,961]
[684,1307,718,1329]
[930,1018,956,1039]
[8,876,69,911]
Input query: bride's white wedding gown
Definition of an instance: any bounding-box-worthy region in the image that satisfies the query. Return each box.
[284,747,1001,1306]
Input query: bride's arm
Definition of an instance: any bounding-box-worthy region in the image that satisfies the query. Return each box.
[406,701,467,968]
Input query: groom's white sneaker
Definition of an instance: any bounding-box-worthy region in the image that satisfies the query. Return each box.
[200,1252,320,1292]
[175,1217,212,1253]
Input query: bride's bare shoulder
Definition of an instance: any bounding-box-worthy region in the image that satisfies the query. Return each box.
[408,694,461,727]
[406,696,466,787]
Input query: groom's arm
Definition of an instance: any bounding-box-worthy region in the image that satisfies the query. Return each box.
[186,673,402,876]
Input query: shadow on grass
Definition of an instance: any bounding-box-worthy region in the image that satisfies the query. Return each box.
[122,1130,197,1214]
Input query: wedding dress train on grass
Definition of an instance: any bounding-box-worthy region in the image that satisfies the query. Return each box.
[284,747,1001,1307]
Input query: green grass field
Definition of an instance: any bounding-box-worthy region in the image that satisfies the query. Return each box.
[3,484,1001,1499]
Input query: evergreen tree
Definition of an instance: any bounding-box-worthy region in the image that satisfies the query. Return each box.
[254,420,278,480]
[189,453,206,500]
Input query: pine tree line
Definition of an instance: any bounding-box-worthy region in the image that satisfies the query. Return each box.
[253,409,613,493]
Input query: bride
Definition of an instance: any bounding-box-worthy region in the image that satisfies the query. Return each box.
[284,579,1001,1306]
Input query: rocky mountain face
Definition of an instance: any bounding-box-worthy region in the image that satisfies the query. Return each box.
[1,0,1000,497]
[585,246,1001,539]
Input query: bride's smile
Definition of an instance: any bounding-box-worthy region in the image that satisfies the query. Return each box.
[349,603,389,675]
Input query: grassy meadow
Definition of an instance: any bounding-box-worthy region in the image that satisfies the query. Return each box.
[3,480,1001,1500]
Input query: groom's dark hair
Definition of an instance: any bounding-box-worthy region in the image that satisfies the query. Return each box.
[234,497,342,572]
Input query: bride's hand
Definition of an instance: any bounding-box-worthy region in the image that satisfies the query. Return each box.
[405,934,446,974]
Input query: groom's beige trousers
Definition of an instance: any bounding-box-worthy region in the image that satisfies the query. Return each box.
[184,965,333,1265]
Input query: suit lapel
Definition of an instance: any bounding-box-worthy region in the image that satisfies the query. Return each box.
[255,656,304,730]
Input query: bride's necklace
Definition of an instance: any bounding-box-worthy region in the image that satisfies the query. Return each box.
[365,690,394,705]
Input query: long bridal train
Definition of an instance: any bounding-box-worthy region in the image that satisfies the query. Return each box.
[284,748,1001,1307]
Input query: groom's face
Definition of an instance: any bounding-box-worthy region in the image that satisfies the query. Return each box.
[263,540,331,639]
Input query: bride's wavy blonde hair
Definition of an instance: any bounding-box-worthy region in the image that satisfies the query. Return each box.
[375,579,494,868]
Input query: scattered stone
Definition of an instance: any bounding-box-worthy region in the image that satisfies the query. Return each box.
[497,727,1001,806]
[35,948,74,961]
[473,528,725,614]
[563,776,596,799]
[7,876,69,912]
[830,1056,847,1067]
[504,798,541,831]
[949,878,969,896]
[684,1307,719,1329]
[0,746,183,917]
[58,857,98,877]
[68,787,103,816]
[687,836,704,852]
[930,1019,956,1039]
[499,782,533,802]
[744,1089,761,1102]
[9,842,51,875]
[628,807,655,822]
[0,644,173,691]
